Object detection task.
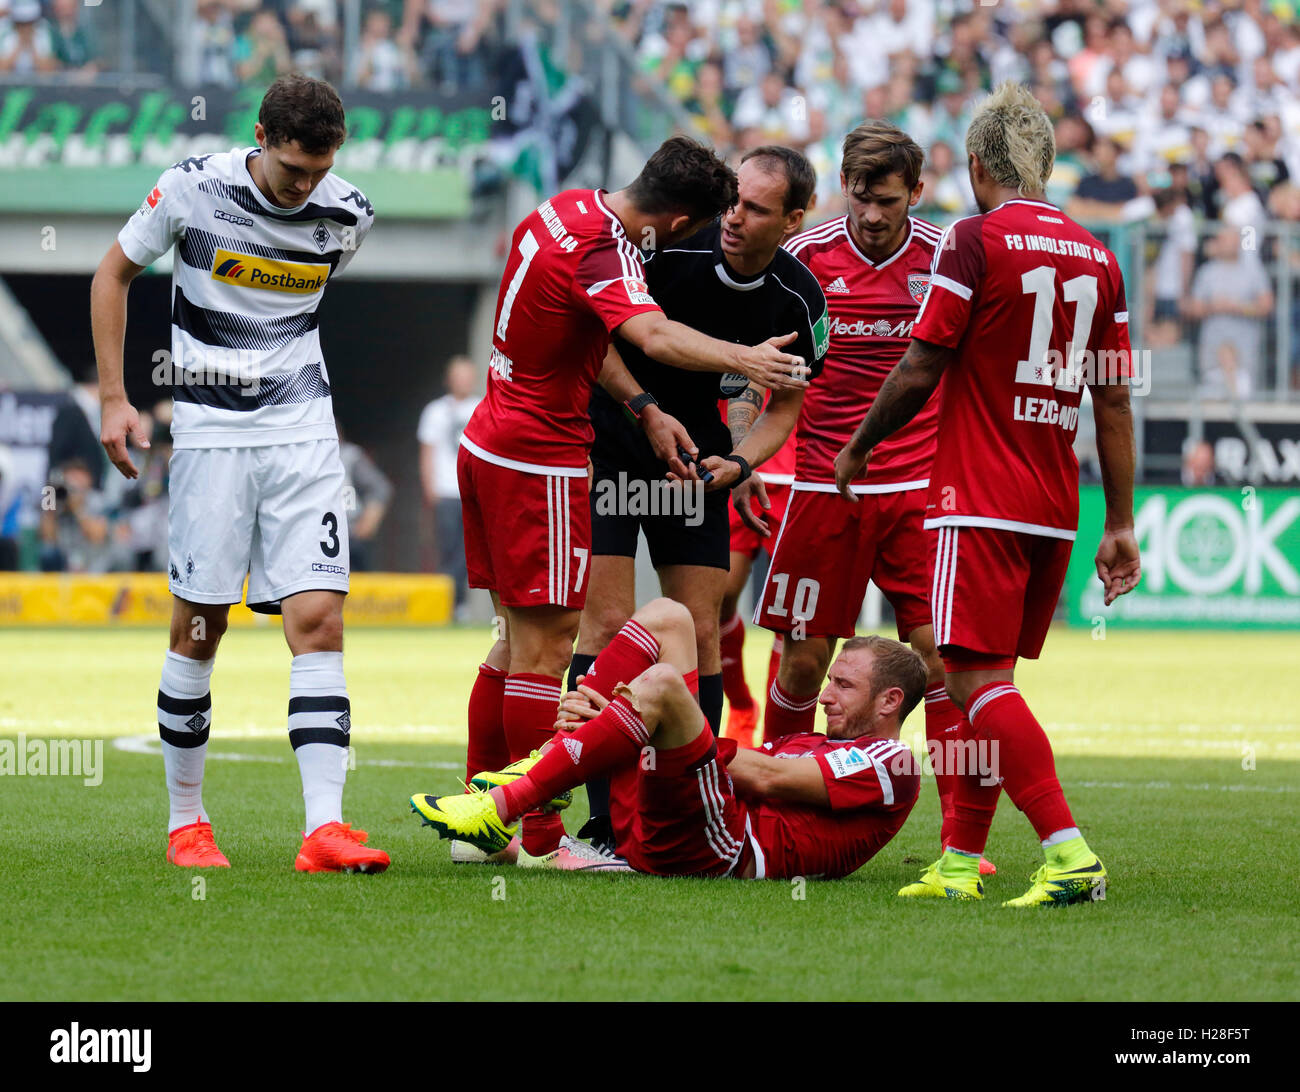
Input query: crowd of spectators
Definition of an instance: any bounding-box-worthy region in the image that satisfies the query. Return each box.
[0,0,100,80]
[606,0,1300,229]
[180,0,501,92]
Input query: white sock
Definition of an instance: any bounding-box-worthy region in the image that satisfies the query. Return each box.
[158,651,215,833]
[289,651,349,835]
[1042,827,1082,849]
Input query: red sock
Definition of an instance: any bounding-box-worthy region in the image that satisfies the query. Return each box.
[718,613,753,709]
[504,672,566,855]
[466,663,509,782]
[923,683,963,848]
[763,677,818,743]
[501,695,647,820]
[967,681,1074,843]
[581,619,662,703]
[766,635,783,703]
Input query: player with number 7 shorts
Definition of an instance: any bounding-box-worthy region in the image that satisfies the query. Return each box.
[834,84,1141,907]
[455,137,812,864]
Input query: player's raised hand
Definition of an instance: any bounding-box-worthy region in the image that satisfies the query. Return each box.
[1095,527,1142,605]
[641,408,698,480]
[555,679,610,731]
[733,475,771,536]
[736,332,810,391]
[833,441,868,503]
[100,396,150,480]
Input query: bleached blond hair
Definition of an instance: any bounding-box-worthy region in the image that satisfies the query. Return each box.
[965,82,1055,196]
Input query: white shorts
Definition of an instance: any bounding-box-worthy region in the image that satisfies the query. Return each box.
[167,439,350,612]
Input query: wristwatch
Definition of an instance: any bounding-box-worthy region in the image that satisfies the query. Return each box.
[623,392,659,421]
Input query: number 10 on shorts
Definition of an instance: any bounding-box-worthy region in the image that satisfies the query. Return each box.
[767,573,820,620]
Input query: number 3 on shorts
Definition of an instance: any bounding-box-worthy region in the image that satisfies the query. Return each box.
[320,512,340,558]
[573,546,588,592]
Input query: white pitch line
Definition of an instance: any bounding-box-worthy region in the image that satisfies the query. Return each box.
[112,735,462,771]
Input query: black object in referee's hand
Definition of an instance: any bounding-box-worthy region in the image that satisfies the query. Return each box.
[678,446,714,484]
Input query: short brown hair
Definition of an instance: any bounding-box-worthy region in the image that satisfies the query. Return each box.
[259,74,347,154]
[840,635,928,722]
[841,120,924,197]
[740,145,816,213]
[627,135,738,223]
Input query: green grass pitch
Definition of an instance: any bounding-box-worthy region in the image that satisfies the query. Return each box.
[1,624,1296,1002]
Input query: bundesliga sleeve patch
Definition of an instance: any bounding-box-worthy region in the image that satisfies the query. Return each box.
[139,186,163,215]
[823,747,875,779]
[623,277,656,306]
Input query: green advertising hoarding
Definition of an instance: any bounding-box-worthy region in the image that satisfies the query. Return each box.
[1067,485,1300,627]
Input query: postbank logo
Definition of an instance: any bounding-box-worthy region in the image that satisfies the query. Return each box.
[210,248,329,294]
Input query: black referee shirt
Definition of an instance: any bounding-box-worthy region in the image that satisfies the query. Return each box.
[589,222,829,471]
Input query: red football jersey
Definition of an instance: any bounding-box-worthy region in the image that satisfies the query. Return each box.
[913,198,1131,538]
[745,733,919,880]
[785,216,944,489]
[462,189,662,472]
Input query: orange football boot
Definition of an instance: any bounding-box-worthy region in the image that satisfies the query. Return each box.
[295,820,390,873]
[166,821,230,868]
[723,703,759,748]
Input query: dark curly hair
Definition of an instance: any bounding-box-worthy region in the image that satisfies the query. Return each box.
[626,136,738,223]
[259,74,347,154]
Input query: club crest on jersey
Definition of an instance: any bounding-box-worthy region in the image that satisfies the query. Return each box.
[210,248,329,294]
[313,222,330,252]
[908,273,931,304]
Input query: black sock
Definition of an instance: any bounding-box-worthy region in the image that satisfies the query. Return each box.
[567,653,609,828]
[567,653,596,695]
[698,672,724,736]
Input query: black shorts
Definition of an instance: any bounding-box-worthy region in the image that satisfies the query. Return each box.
[589,455,731,571]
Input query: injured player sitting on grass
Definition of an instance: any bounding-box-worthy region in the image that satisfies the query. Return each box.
[411,599,923,879]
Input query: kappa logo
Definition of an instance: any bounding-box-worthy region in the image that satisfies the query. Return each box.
[825,275,850,294]
[214,208,254,228]
[563,736,584,765]
[210,247,329,293]
[907,273,931,304]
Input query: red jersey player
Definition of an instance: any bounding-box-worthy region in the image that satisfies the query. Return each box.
[748,122,989,868]
[835,84,1141,908]
[457,137,811,862]
[412,597,922,881]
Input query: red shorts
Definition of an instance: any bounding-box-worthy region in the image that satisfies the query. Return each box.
[457,445,591,609]
[755,486,932,640]
[729,482,791,559]
[928,524,1074,662]
[610,727,751,878]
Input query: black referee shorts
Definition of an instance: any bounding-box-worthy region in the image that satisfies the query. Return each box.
[589,455,731,571]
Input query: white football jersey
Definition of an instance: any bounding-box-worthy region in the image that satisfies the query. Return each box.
[117,147,374,448]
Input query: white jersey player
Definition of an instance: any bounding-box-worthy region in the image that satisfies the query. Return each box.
[91,75,389,874]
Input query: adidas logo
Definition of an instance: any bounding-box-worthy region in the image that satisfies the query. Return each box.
[825,276,850,294]
[564,737,583,764]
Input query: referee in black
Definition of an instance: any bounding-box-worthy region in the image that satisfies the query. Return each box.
[571,145,829,850]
